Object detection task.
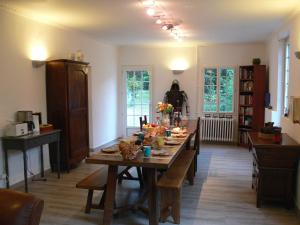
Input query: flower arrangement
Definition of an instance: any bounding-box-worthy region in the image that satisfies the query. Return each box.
[156,102,174,114]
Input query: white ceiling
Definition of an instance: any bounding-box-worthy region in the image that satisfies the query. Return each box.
[1,0,300,46]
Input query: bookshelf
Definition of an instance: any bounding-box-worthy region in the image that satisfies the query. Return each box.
[238,65,266,145]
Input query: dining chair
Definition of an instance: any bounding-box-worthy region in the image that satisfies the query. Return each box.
[139,115,148,131]
[193,117,200,174]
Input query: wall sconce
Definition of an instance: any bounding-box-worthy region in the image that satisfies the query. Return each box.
[30,44,47,68]
[32,60,46,68]
[295,51,300,59]
[172,69,185,75]
[170,58,188,75]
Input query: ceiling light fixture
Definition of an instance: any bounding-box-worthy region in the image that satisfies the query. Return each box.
[146,8,156,16]
[140,0,186,42]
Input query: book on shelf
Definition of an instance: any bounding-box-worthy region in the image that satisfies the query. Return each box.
[240,81,253,91]
[240,68,253,80]
[239,131,249,145]
[239,116,252,126]
[239,107,253,116]
[239,95,253,105]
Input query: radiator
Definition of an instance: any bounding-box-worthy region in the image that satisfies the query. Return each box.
[200,117,234,142]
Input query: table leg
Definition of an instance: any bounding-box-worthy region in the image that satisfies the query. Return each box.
[56,140,60,179]
[23,151,28,192]
[4,149,9,189]
[145,168,159,225]
[40,145,45,177]
[103,165,118,225]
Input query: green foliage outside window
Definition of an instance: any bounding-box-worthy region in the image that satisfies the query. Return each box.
[126,70,150,127]
[203,68,234,113]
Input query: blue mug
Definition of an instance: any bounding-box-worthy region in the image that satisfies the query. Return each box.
[144,145,151,157]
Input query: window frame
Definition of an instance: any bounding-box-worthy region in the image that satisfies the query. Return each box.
[202,66,236,115]
[282,39,290,117]
[122,66,153,130]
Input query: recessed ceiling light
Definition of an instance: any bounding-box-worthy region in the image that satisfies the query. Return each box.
[162,24,173,31]
[147,8,156,16]
[142,0,155,7]
[156,19,162,24]
[162,24,168,30]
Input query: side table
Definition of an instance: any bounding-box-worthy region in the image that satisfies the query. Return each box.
[2,129,61,192]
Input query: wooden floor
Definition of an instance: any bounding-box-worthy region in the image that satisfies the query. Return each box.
[15,144,300,225]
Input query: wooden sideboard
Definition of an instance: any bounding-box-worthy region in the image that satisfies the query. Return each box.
[248,132,300,208]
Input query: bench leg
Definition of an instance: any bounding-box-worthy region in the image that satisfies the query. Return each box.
[99,187,106,210]
[171,189,181,224]
[85,190,94,214]
[160,188,172,222]
[187,159,195,185]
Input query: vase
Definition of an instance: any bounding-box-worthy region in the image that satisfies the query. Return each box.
[161,113,170,127]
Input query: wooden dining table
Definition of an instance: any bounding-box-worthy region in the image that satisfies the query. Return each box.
[85,120,197,225]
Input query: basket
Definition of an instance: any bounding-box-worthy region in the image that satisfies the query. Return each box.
[119,140,141,160]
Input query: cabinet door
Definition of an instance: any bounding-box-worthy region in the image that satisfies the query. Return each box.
[67,63,89,161]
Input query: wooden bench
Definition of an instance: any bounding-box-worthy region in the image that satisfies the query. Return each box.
[157,150,196,224]
[76,168,109,213]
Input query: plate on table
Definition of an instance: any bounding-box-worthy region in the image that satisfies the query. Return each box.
[171,133,187,138]
[164,140,181,145]
[152,150,171,156]
[101,147,119,154]
[171,127,188,134]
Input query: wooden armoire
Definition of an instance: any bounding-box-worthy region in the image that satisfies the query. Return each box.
[46,59,89,171]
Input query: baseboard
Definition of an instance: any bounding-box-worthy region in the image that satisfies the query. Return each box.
[9,169,52,190]
[90,137,121,152]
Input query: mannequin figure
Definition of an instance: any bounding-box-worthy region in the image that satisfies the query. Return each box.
[164,80,189,117]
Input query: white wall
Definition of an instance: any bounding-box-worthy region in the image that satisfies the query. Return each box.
[118,44,267,137]
[267,12,300,207]
[0,9,119,187]
[118,46,198,135]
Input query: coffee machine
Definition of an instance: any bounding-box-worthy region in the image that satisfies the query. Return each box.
[17,111,35,133]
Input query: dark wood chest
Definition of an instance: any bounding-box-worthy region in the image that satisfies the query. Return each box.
[248,132,300,208]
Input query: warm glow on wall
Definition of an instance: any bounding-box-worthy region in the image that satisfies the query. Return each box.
[30,43,48,61]
[170,58,189,71]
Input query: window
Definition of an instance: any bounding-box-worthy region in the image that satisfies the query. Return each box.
[283,41,290,116]
[203,67,235,113]
[124,68,151,127]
